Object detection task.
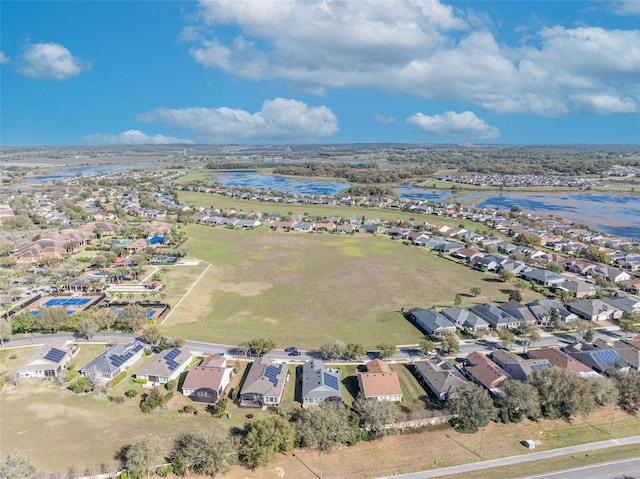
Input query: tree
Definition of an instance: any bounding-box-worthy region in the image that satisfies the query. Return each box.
[345,343,365,360]
[419,338,436,356]
[170,430,237,477]
[447,382,495,431]
[470,287,482,297]
[495,380,540,422]
[546,262,564,273]
[0,320,11,347]
[514,232,541,247]
[247,337,275,356]
[240,416,295,469]
[585,375,618,407]
[141,325,163,347]
[117,304,148,331]
[376,343,396,359]
[36,306,68,333]
[139,387,166,413]
[120,437,162,479]
[497,329,515,349]
[508,290,523,302]
[320,340,347,360]
[574,320,595,342]
[454,294,462,306]
[77,317,99,340]
[582,246,611,264]
[353,394,398,438]
[530,367,594,419]
[296,402,355,449]
[619,312,640,337]
[499,269,514,282]
[0,450,37,479]
[440,331,460,354]
[611,370,640,414]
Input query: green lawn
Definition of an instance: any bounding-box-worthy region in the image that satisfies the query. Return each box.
[159,223,541,348]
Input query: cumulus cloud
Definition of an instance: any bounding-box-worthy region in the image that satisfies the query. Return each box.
[80,130,194,146]
[137,98,338,142]
[374,113,396,124]
[184,0,640,116]
[19,42,91,80]
[406,111,500,141]
[611,0,640,16]
[0,52,10,64]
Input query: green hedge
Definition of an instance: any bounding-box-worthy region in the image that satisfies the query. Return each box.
[107,371,128,389]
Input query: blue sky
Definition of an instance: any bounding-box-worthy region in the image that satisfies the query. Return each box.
[1,0,639,145]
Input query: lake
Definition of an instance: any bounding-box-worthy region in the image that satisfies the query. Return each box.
[22,164,156,184]
[474,193,640,239]
[210,172,350,196]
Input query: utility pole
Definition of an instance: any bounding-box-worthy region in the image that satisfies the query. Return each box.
[479,427,486,458]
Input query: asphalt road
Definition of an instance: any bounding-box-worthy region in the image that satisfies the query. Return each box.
[375,436,640,479]
[521,457,640,479]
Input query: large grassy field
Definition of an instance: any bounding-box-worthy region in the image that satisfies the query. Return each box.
[160,224,540,348]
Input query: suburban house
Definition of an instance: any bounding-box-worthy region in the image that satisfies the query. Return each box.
[526,299,578,326]
[300,359,343,408]
[409,308,457,336]
[563,342,630,373]
[490,349,551,381]
[434,242,464,254]
[414,356,468,400]
[593,339,640,372]
[452,248,482,262]
[498,301,537,325]
[181,354,234,403]
[135,347,192,385]
[79,341,145,380]
[464,351,509,393]
[239,355,288,408]
[521,268,566,287]
[565,299,624,322]
[357,359,402,402]
[591,266,631,283]
[471,304,521,329]
[601,297,640,315]
[559,279,597,298]
[18,341,76,379]
[440,306,490,332]
[528,347,599,377]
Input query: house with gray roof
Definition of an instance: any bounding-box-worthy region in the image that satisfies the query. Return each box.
[566,299,624,322]
[499,301,537,325]
[593,339,640,372]
[526,299,577,326]
[18,341,76,379]
[470,304,521,329]
[409,308,457,336]
[601,297,640,315]
[414,356,467,400]
[563,341,630,373]
[300,359,342,408]
[239,355,288,408]
[440,306,490,332]
[79,341,145,380]
[521,268,566,287]
[135,347,192,385]
[490,349,551,381]
[528,347,598,378]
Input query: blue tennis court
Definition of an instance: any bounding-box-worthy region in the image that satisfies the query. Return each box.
[43,297,93,307]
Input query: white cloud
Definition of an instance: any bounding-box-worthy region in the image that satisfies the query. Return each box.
[407,111,500,141]
[137,98,338,142]
[185,0,640,116]
[80,130,194,146]
[19,42,91,80]
[374,113,396,124]
[0,52,10,65]
[570,93,638,114]
[611,0,640,16]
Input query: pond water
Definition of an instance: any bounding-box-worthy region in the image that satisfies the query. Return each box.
[393,185,453,202]
[211,172,350,196]
[475,193,640,239]
[23,163,156,184]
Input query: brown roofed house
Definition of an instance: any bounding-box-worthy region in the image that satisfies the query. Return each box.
[181,354,233,403]
[528,347,598,377]
[464,351,509,393]
[357,359,402,402]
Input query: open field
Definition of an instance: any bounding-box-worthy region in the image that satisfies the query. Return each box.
[160,224,541,348]
[218,405,640,479]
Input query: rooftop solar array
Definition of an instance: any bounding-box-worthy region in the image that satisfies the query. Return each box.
[264,363,283,388]
[324,372,340,391]
[44,348,67,363]
[593,350,619,364]
[164,348,182,371]
[108,343,144,368]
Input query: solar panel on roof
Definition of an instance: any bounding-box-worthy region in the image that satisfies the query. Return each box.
[166,349,180,360]
[324,372,340,390]
[264,364,283,387]
[44,348,66,363]
[166,359,179,371]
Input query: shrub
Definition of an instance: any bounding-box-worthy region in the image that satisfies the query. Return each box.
[69,376,91,394]
[165,391,174,401]
[165,379,177,391]
[109,396,125,404]
[125,389,139,398]
[66,370,78,381]
[8,354,17,360]
[66,362,76,371]
[106,371,127,389]
[133,377,148,384]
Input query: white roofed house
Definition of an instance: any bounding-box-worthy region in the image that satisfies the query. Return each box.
[18,341,77,379]
[135,347,192,385]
